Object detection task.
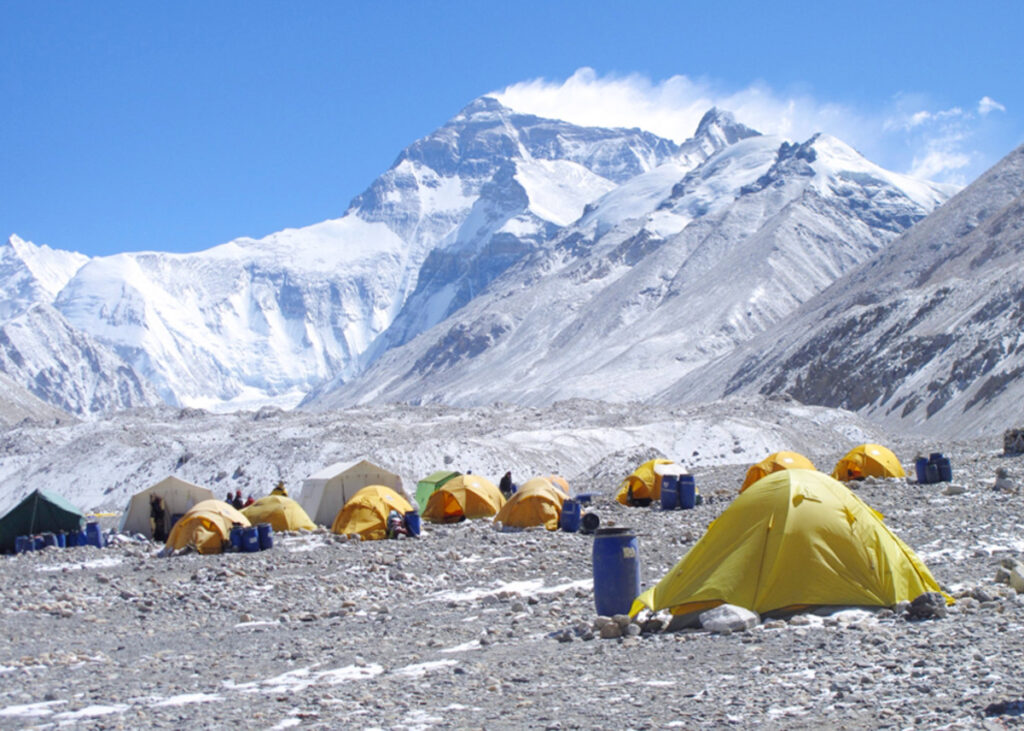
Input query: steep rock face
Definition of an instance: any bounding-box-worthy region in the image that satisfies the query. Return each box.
[52,98,683,410]
[684,144,1024,437]
[0,371,73,428]
[310,127,950,409]
[0,235,88,321]
[0,304,161,415]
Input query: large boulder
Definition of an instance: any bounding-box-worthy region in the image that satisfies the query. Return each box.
[699,604,760,633]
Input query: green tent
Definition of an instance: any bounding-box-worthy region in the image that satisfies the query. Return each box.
[415,470,461,509]
[0,490,85,553]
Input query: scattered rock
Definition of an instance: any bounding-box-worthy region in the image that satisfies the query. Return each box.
[906,592,948,620]
[699,604,760,633]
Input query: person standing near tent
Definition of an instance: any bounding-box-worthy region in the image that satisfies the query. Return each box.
[232,490,244,510]
[225,491,234,505]
[150,494,167,542]
[499,471,513,498]
[244,494,255,507]
[271,481,288,497]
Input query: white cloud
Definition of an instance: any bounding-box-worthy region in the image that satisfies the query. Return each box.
[491,68,1001,185]
[978,96,1006,115]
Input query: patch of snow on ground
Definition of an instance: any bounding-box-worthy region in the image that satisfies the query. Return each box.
[151,693,223,707]
[53,703,129,719]
[227,663,384,694]
[0,700,65,717]
[439,640,481,654]
[427,578,591,604]
[35,556,124,572]
[392,659,458,678]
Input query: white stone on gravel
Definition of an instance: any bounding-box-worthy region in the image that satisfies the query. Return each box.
[699,604,760,633]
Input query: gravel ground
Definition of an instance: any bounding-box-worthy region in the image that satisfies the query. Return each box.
[2,434,1024,729]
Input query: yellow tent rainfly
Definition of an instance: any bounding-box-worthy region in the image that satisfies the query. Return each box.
[832,444,905,481]
[331,485,413,541]
[164,500,251,555]
[632,469,947,618]
[493,477,568,530]
[241,495,316,532]
[616,459,676,505]
[422,474,505,523]
[740,451,816,492]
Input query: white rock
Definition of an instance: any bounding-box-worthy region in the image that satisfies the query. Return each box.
[942,483,967,495]
[699,604,760,633]
[1009,567,1024,593]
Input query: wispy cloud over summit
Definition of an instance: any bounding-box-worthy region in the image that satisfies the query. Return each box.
[494,68,1005,186]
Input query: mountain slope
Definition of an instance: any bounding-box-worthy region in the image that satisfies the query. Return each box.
[51,98,682,410]
[0,235,88,321]
[668,143,1024,437]
[0,304,162,415]
[309,123,951,409]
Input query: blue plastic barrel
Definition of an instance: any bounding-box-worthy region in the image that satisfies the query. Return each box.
[73,530,87,547]
[56,532,66,548]
[229,526,244,551]
[679,475,696,509]
[929,452,944,462]
[85,522,104,548]
[32,535,45,551]
[660,475,679,510]
[937,457,952,483]
[559,499,582,532]
[41,532,58,548]
[926,462,940,484]
[575,493,595,506]
[915,457,930,484]
[404,511,421,537]
[256,523,273,550]
[241,526,260,552]
[592,527,641,616]
[15,536,30,553]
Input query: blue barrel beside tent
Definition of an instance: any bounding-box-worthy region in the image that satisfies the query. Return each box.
[41,532,58,548]
[933,454,952,482]
[256,523,273,550]
[660,475,679,510]
[679,475,696,509]
[560,499,581,532]
[56,532,66,548]
[32,535,45,551]
[915,457,930,484]
[229,526,244,551]
[404,511,421,537]
[592,527,640,616]
[241,525,260,553]
[84,522,104,548]
[14,536,30,553]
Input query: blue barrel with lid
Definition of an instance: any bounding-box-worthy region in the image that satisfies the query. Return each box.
[936,457,953,483]
[14,536,30,553]
[404,511,421,537]
[559,499,581,532]
[256,523,273,550]
[660,475,679,510]
[84,522,104,548]
[229,526,244,551]
[241,525,260,553]
[592,527,641,616]
[915,457,930,484]
[679,475,697,509]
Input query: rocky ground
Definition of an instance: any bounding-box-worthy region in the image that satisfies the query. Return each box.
[2,426,1024,728]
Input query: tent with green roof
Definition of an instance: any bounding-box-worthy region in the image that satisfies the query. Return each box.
[415,470,461,509]
[0,490,86,552]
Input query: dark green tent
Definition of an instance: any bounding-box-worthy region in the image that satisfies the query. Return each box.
[415,470,461,509]
[0,490,85,553]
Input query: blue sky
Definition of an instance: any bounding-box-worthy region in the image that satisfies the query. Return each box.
[2,1,1021,257]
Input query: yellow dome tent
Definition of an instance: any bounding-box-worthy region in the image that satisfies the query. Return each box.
[164,499,250,555]
[740,451,816,492]
[616,459,679,505]
[493,478,568,530]
[546,475,571,494]
[331,485,413,541]
[241,495,316,532]
[632,469,946,617]
[422,474,505,523]
[832,444,905,481]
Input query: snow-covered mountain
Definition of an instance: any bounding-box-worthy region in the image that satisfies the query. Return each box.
[0,304,161,415]
[0,370,73,428]
[0,235,87,321]
[307,117,952,409]
[674,143,1024,437]
[45,98,682,410]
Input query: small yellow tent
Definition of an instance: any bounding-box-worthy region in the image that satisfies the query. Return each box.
[616,459,675,505]
[241,495,316,532]
[832,444,905,481]
[422,474,505,523]
[493,478,567,530]
[164,500,250,555]
[331,485,413,541]
[740,451,816,492]
[632,469,946,617]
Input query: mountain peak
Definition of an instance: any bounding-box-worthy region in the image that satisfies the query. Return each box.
[694,107,761,145]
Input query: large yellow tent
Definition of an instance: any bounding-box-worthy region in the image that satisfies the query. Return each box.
[832,444,906,481]
[331,485,413,541]
[422,474,505,523]
[241,495,316,532]
[164,500,250,555]
[740,451,816,492]
[493,478,568,530]
[616,459,677,505]
[632,469,946,617]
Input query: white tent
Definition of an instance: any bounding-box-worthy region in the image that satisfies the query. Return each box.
[299,459,404,526]
[119,476,215,539]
